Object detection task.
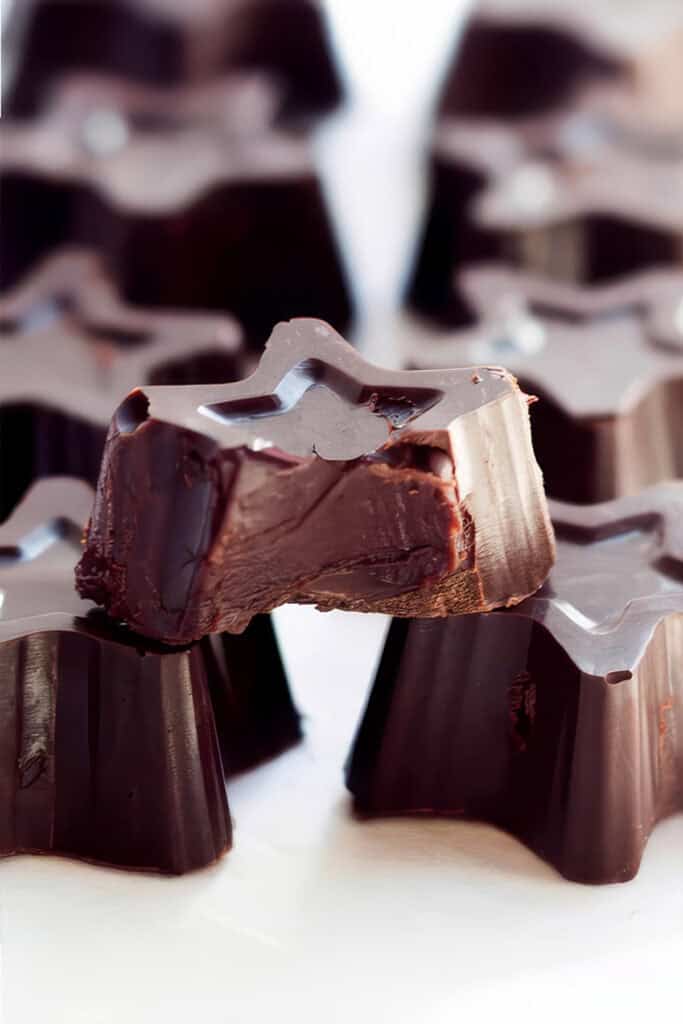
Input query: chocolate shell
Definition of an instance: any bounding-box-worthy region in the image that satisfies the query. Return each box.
[0,74,353,344]
[0,477,301,872]
[4,0,343,120]
[438,0,683,122]
[75,318,554,641]
[407,109,683,325]
[0,247,244,522]
[406,265,683,503]
[346,483,683,884]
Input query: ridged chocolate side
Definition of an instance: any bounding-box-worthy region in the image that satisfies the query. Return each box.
[346,613,683,884]
[0,477,303,872]
[201,616,303,776]
[0,630,231,873]
[347,485,683,884]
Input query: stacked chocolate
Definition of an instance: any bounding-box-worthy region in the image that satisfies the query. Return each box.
[401,0,683,502]
[342,0,683,885]
[408,1,683,326]
[0,248,246,520]
[0,1,347,873]
[0,318,554,873]
[0,71,352,346]
[3,0,683,888]
[0,0,351,496]
[0,478,300,872]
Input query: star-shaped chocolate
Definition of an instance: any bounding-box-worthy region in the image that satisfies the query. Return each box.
[347,482,683,884]
[0,247,243,521]
[438,0,683,122]
[76,317,555,641]
[407,98,683,324]
[0,71,352,343]
[463,114,683,241]
[5,0,343,120]
[0,476,230,873]
[0,475,301,872]
[47,70,282,141]
[406,265,683,502]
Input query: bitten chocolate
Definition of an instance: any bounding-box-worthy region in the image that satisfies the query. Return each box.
[347,483,683,885]
[0,477,301,872]
[0,248,244,522]
[76,318,555,642]
[407,265,683,503]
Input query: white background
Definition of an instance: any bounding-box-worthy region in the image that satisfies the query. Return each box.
[3,2,683,1021]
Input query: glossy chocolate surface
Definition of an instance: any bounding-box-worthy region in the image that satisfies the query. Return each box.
[407,106,683,325]
[76,318,555,641]
[0,248,244,522]
[0,477,229,873]
[407,266,683,502]
[0,75,352,343]
[4,0,343,119]
[0,477,301,871]
[346,483,683,884]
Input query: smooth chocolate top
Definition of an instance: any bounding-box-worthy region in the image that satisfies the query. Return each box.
[519,483,683,676]
[1,74,313,212]
[120,318,516,457]
[409,265,683,419]
[0,248,243,424]
[434,112,683,235]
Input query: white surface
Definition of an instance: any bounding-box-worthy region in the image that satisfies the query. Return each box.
[4,2,683,1022]
[3,606,683,1023]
